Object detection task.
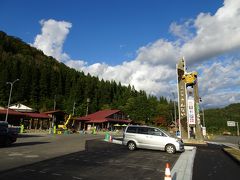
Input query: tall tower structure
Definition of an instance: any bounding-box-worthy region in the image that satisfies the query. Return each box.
[176,58,187,138]
[177,58,203,140]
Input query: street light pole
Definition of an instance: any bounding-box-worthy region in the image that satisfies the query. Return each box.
[5,79,19,122]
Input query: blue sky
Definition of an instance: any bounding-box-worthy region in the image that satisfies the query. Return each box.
[1,0,240,108]
[1,0,222,65]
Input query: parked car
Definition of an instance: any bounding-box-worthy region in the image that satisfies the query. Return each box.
[123,125,184,154]
[222,131,231,135]
[0,121,18,147]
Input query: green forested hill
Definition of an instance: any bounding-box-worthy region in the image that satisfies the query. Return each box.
[0,31,175,124]
[205,103,240,134]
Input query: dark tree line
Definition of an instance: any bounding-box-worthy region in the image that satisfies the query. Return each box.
[204,103,240,134]
[0,31,176,125]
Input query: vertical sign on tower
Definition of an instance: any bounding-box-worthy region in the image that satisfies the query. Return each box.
[177,58,187,120]
[176,57,187,138]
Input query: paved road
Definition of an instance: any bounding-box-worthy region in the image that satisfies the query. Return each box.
[210,135,240,145]
[193,144,239,180]
[0,134,180,180]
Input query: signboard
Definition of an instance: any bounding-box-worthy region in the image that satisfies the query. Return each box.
[177,58,187,119]
[187,99,196,125]
[227,121,235,127]
[202,127,206,136]
[176,130,181,138]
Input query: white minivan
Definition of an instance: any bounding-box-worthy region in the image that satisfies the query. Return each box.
[123,125,184,154]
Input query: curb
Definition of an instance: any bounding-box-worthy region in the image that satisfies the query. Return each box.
[171,146,196,180]
[184,146,195,151]
[222,147,240,165]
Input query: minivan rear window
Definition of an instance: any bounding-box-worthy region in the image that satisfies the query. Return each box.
[137,127,148,134]
[126,126,137,133]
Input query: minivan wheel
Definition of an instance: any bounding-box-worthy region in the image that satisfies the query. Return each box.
[127,141,136,151]
[165,144,176,154]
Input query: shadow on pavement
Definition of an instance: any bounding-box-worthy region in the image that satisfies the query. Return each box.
[1,141,50,148]
[18,134,45,138]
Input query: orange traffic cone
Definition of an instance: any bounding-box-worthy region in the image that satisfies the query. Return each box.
[164,163,171,180]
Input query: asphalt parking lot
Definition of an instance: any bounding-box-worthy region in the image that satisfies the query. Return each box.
[0,133,104,172]
[0,135,180,180]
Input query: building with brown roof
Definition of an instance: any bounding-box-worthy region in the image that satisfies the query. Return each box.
[0,108,25,125]
[0,107,52,130]
[22,112,52,130]
[75,109,131,131]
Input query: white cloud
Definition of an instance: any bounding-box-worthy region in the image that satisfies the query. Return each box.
[182,0,240,64]
[196,58,240,108]
[203,92,240,108]
[65,60,87,70]
[135,39,180,67]
[33,19,72,62]
[169,20,194,42]
[32,0,240,108]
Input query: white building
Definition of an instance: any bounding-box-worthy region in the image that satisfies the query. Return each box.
[9,103,34,112]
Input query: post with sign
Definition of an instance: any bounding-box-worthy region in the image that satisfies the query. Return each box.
[227,121,235,127]
[202,127,207,137]
[227,121,239,136]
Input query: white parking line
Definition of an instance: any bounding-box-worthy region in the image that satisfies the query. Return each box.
[72,176,83,179]
[126,165,136,168]
[8,153,23,156]
[96,161,104,164]
[143,177,152,180]
[25,155,39,158]
[142,167,152,170]
[25,169,36,172]
[51,173,62,176]
[39,171,46,173]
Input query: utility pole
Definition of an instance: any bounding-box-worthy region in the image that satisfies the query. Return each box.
[86,98,90,116]
[51,95,57,133]
[71,101,76,127]
[172,92,177,128]
[54,95,56,111]
[202,107,205,127]
[72,101,76,116]
[5,79,19,122]
[236,122,239,136]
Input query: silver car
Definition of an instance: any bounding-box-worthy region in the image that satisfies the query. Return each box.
[123,125,184,154]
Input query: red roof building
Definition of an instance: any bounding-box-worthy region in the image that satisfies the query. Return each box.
[0,108,25,125]
[21,112,52,130]
[0,108,24,116]
[75,109,131,130]
[23,112,51,119]
[0,108,52,129]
